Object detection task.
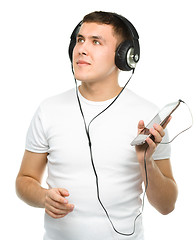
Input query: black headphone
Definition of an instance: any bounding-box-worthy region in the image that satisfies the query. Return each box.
[68,13,140,71]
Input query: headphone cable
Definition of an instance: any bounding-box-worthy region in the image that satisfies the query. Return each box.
[74,70,147,236]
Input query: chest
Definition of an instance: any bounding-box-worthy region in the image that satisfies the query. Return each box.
[45,104,139,176]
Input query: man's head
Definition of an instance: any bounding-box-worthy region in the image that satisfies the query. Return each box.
[70,11,139,84]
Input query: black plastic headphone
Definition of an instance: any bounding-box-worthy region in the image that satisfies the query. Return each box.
[68,13,140,71]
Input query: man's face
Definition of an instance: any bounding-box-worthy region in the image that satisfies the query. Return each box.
[72,22,119,83]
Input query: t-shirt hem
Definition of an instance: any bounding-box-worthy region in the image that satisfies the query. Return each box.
[25,147,48,154]
[153,155,170,160]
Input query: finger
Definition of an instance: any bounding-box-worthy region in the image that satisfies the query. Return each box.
[48,198,74,212]
[153,123,165,138]
[58,188,70,197]
[138,120,145,133]
[48,189,68,204]
[46,196,68,210]
[138,120,145,129]
[45,208,66,219]
[46,204,66,216]
[149,128,162,144]
[145,136,156,150]
[45,202,74,216]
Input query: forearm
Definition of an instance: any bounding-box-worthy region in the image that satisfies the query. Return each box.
[140,158,178,215]
[16,175,47,208]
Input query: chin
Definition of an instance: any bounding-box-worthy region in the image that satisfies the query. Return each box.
[73,72,95,83]
[74,74,87,82]
[73,69,87,81]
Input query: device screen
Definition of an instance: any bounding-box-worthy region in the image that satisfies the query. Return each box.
[130,100,181,146]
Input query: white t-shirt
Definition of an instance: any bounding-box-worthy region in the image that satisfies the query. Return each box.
[25,88,171,240]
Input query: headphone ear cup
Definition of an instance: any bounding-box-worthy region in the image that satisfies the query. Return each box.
[68,22,82,63]
[68,39,76,62]
[115,40,135,71]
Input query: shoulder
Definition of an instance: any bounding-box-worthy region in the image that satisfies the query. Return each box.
[41,88,75,106]
[120,89,160,123]
[123,88,159,111]
[39,88,76,111]
[31,88,77,130]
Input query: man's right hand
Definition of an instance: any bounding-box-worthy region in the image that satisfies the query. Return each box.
[45,188,74,219]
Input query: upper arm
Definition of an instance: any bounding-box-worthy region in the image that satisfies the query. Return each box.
[155,158,176,182]
[17,150,48,184]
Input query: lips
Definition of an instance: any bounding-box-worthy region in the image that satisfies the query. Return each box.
[76,60,91,65]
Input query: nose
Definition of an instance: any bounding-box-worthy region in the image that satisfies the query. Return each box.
[77,41,88,56]
[80,51,87,56]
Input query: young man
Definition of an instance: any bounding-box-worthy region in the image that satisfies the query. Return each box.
[16,11,178,240]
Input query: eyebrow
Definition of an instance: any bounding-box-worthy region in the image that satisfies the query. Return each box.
[77,34,106,42]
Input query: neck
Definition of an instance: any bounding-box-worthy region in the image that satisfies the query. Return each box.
[79,79,122,102]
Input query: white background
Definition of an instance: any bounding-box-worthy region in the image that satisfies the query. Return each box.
[1,0,195,239]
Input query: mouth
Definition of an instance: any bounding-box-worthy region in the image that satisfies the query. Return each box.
[76,60,91,66]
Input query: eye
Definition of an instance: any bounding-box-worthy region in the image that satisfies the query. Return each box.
[77,38,84,43]
[93,40,100,45]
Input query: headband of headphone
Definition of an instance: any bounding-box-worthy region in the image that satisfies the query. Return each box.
[68,13,140,71]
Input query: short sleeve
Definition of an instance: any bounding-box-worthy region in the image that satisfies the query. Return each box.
[25,105,49,153]
[152,128,171,160]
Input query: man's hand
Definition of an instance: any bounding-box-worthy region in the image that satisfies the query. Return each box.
[135,117,171,164]
[134,117,178,214]
[45,188,74,219]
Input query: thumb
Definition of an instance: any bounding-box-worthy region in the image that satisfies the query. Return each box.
[58,188,69,197]
[138,120,145,133]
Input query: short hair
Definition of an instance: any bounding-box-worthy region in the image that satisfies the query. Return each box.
[82,11,132,43]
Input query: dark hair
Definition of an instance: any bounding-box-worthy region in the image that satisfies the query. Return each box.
[83,11,132,43]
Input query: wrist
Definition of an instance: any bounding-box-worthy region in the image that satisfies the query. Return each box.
[139,156,155,170]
